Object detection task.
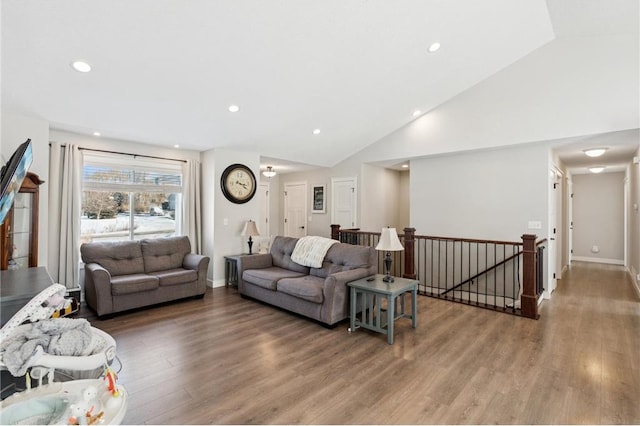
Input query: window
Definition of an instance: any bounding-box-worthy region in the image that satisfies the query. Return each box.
[80,152,183,244]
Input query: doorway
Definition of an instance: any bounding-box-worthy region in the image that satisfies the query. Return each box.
[284,182,307,237]
[331,177,357,228]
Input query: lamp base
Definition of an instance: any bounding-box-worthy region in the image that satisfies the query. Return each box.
[383,252,394,283]
[247,237,254,255]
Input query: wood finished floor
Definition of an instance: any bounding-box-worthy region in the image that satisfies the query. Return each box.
[83,261,640,425]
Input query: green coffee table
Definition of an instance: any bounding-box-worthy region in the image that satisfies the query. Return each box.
[348,274,418,344]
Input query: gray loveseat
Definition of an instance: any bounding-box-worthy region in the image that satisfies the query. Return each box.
[81,236,210,317]
[237,236,376,326]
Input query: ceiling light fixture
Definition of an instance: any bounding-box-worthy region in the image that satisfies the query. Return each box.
[312,129,321,135]
[92,131,101,137]
[402,164,409,168]
[71,60,91,73]
[427,42,441,53]
[228,105,240,112]
[412,110,421,117]
[583,148,608,157]
[263,166,276,178]
[174,144,180,148]
[589,166,605,174]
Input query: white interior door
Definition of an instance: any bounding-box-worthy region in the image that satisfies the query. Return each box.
[331,177,357,228]
[258,183,270,236]
[284,182,307,237]
[547,168,562,297]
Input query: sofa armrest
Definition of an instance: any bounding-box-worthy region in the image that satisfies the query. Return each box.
[322,268,373,325]
[84,263,114,316]
[183,253,210,294]
[237,254,273,291]
[183,253,208,272]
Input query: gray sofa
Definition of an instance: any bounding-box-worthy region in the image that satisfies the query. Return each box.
[237,236,376,326]
[81,236,210,317]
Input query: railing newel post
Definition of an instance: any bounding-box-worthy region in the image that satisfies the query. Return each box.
[521,234,539,319]
[330,224,341,241]
[403,227,416,279]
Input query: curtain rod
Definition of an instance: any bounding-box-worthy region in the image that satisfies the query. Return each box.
[50,143,188,163]
[78,147,187,163]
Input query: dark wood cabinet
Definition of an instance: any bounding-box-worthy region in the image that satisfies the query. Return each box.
[1,172,44,270]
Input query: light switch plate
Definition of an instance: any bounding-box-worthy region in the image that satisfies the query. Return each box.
[527,221,542,229]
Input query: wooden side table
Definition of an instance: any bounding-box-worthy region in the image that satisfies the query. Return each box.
[347,274,418,344]
[224,254,253,287]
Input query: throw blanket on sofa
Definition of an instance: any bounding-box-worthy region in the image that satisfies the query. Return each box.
[0,318,93,376]
[291,236,338,268]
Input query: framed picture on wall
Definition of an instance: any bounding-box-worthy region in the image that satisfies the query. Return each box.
[312,184,326,214]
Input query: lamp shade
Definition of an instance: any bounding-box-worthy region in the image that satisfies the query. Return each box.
[241,220,260,237]
[375,228,404,251]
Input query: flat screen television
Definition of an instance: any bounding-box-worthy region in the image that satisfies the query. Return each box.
[0,139,33,225]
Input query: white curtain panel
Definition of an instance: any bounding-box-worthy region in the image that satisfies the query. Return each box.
[48,143,82,289]
[183,159,202,254]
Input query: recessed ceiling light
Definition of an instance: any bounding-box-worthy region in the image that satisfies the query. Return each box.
[583,148,608,157]
[427,42,441,53]
[412,110,421,117]
[174,144,180,148]
[313,129,321,135]
[71,60,91,73]
[402,164,409,168]
[92,131,101,137]
[589,166,605,174]
[228,105,240,112]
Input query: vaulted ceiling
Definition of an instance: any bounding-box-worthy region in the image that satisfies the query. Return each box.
[2,0,638,170]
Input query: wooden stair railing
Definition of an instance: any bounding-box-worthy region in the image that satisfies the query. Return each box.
[331,224,542,319]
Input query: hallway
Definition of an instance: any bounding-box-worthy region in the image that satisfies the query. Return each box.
[535,261,640,424]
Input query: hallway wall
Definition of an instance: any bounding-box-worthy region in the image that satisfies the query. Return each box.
[571,172,625,264]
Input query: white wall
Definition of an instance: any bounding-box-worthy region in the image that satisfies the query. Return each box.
[2,113,50,267]
[571,172,625,263]
[202,149,261,287]
[360,164,404,232]
[410,143,549,242]
[398,171,410,229]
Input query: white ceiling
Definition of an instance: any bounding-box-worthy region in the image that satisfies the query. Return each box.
[2,0,638,172]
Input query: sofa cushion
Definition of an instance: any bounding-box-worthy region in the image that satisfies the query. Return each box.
[277,275,325,304]
[81,240,145,276]
[141,236,191,273]
[243,267,306,291]
[310,243,373,278]
[111,274,159,295]
[151,268,198,286]
[270,236,310,274]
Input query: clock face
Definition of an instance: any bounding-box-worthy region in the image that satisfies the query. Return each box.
[221,164,257,204]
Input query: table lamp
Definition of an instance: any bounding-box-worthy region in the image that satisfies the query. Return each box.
[241,220,260,254]
[375,227,404,282]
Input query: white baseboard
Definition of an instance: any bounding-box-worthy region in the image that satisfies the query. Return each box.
[572,256,624,265]
[208,279,226,288]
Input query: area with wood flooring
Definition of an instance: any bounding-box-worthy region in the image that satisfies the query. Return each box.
[81,261,639,425]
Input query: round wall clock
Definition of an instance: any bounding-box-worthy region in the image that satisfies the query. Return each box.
[220,163,257,204]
